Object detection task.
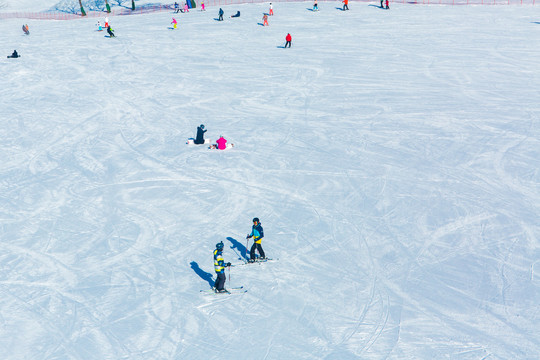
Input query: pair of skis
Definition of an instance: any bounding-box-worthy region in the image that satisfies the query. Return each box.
[200,286,247,296]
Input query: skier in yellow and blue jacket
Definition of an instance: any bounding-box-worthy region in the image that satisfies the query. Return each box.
[213,241,231,292]
[247,217,265,262]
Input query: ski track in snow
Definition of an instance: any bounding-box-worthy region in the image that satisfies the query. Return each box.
[1,2,540,359]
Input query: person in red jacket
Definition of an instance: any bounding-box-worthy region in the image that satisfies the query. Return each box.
[285,33,292,48]
[343,0,349,10]
[385,0,389,9]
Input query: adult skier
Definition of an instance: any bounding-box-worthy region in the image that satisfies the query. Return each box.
[285,33,292,48]
[269,3,274,16]
[342,0,349,10]
[213,241,231,292]
[107,26,115,37]
[313,0,319,11]
[385,0,389,9]
[218,8,224,21]
[194,124,207,144]
[247,217,265,262]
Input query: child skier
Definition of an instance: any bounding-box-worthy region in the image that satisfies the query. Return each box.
[247,218,265,262]
[386,0,389,9]
[213,242,231,293]
[183,2,189,12]
[313,0,319,11]
[22,24,29,35]
[343,0,349,10]
[269,3,273,16]
[201,1,205,11]
[105,17,109,28]
[262,14,269,26]
[171,18,177,29]
[96,21,103,31]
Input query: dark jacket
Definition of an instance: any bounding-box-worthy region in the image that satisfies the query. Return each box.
[231,11,240,17]
[195,125,207,144]
[219,8,224,15]
[10,50,19,58]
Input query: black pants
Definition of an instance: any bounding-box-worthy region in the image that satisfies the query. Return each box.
[285,41,291,48]
[343,4,348,10]
[250,243,265,260]
[214,272,226,291]
[219,14,223,21]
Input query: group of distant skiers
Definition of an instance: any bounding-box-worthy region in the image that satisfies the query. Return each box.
[213,218,266,293]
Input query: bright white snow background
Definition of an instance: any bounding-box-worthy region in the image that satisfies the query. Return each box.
[1,1,539,359]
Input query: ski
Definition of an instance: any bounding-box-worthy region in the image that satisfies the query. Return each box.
[233,258,277,266]
[200,286,246,295]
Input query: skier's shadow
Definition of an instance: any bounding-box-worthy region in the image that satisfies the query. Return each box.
[533,22,540,24]
[226,237,249,261]
[257,22,265,26]
[335,7,344,10]
[190,261,214,287]
[368,4,383,8]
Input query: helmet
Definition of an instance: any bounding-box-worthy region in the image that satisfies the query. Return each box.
[200,124,205,129]
[252,217,260,223]
[216,241,224,251]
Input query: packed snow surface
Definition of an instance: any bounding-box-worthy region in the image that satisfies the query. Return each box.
[1,1,539,359]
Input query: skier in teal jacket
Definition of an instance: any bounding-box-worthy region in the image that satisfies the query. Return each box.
[247,218,265,262]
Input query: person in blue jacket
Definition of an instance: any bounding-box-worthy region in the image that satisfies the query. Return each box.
[218,8,224,21]
[194,124,207,144]
[213,241,231,292]
[247,217,265,262]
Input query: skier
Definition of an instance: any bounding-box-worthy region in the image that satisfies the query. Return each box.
[231,11,240,18]
[174,2,180,12]
[313,0,319,11]
[171,17,178,29]
[262,14,269,26]
[385,0,389,9]
[183,2,189,12]
[218,8,224,21]
[285,33,292,48]
[105,17,109,28]
[213,241,231,293]
[342,0,349,10]
[269,3,273,16]
[7,50,20,58]
[194,124,207,144]
[96,20,103,31]
[107,26,115,37]
[201,1,205,11]
[247,217,265,262]
[22,24,29,35]
[216,136,227,150]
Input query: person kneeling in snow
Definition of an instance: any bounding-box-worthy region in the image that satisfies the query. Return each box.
[231,11,240,18]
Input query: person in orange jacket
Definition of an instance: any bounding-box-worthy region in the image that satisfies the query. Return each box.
[285,33,292,48]
[262,13,269,26]
[343,0,349,10]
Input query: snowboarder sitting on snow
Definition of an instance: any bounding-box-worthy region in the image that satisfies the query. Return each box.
[231,11,240,18]
[218,8,224,21]
[7,50,20,58]
[209,136,234,150]
[194,124,207,144]
[213,241,231,293]
[107,26,115,37]
[247,218,265,262]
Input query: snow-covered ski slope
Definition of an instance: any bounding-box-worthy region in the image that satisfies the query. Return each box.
[1,2,539,359]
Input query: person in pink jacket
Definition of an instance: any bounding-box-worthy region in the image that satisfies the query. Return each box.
[216,136,227,150]
[171,18,177,29]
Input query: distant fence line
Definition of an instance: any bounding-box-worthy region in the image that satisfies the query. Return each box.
[0,0,537,20]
